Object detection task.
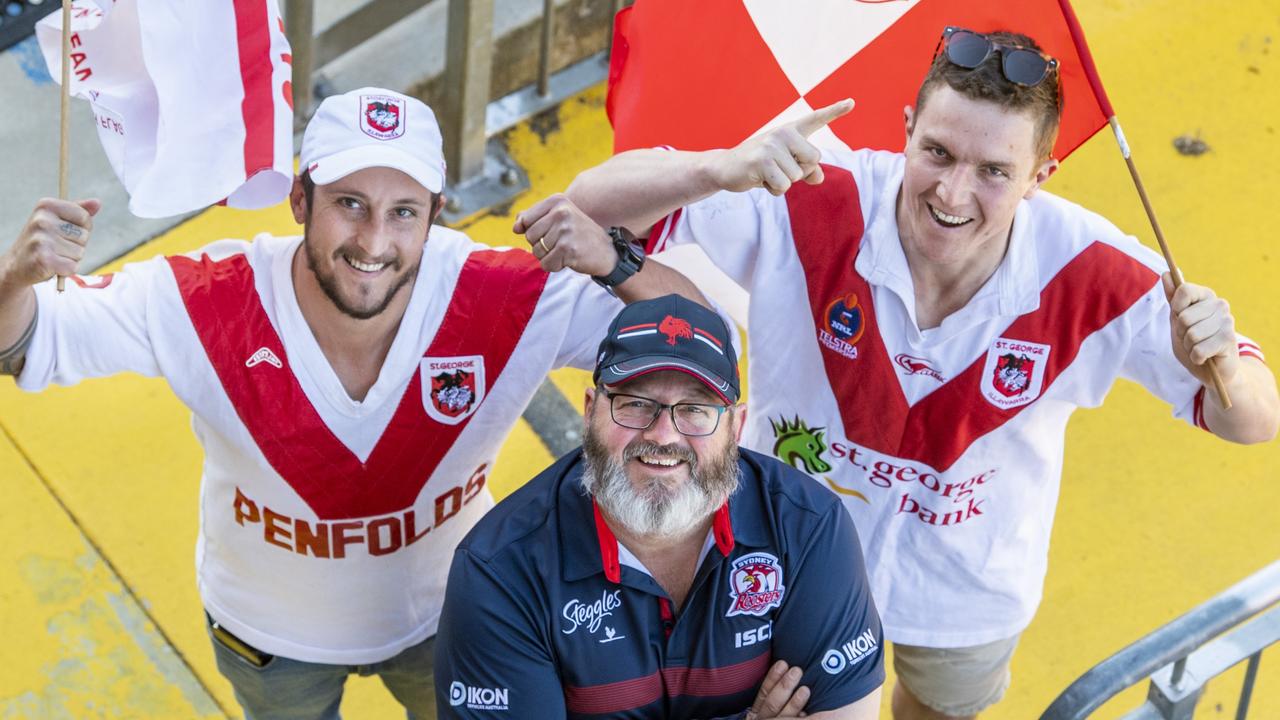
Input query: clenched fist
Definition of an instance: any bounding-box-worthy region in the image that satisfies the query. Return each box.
[1,197,102,288]
[514,193,617,276]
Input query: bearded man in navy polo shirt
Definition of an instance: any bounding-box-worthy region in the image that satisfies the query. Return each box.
[435,295,884,719]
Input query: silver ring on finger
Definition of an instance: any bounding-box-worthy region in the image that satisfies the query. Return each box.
[538,237,550,255]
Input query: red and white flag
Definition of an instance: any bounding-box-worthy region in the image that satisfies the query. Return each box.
[608,0,1113,159]
[37,0,295,218]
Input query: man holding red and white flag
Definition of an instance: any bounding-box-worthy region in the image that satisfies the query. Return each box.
[563,1,1280,717]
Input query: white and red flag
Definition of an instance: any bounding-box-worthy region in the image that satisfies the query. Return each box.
[608,0,1113,159]
[37,0,295,218]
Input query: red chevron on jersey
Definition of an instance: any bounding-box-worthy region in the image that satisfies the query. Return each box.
[787,164,1157,472]
[169,249,547,519]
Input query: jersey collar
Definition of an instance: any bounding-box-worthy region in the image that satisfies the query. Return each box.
[589,501,735,584]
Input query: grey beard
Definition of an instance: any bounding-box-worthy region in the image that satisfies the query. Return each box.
[581,426,741,538]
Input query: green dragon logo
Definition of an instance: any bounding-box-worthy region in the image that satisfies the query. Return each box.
[770,416,833,475]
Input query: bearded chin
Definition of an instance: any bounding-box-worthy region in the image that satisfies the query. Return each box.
[581,423,741,538]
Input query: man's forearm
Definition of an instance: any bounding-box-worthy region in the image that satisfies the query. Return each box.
[613,257,710,308]
[566,148,727,235]
[0,259,37,375]
[0,290,36,377]
[1204,358,1280,444]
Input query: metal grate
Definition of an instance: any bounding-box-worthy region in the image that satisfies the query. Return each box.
[0,0,56,54]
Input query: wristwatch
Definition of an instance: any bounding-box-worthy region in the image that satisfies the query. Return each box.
[593,226,646,290]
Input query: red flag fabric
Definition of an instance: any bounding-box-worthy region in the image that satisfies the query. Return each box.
[608,0,1111,160]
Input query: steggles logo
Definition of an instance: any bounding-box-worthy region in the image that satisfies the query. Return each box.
[561,590,623,636]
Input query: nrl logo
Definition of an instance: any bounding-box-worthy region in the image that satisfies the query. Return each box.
[819,292,863,360]
[421,355,485,424]
[360,94,405,140]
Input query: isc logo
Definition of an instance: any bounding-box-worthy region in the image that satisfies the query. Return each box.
[734,621,773,648]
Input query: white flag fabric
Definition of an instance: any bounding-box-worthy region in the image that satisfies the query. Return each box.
[37,0,294,218]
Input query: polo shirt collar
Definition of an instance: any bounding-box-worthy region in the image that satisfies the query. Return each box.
[560,458,769,584]
[854,159,1042,328]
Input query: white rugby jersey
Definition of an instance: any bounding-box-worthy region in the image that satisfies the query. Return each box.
[648,149,1265,647]
[19,229,623,664]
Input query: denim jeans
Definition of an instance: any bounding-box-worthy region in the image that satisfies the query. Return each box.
[208,616,436,720]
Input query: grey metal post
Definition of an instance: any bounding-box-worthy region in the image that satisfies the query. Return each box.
[442,0,494,187]
[537,0,555,97]
[1236,652,1261,720]
[283,0,315,130]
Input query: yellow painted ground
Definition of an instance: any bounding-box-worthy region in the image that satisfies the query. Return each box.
[1,0,1278,716]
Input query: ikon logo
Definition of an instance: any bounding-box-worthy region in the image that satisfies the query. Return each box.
[449,681,509,711]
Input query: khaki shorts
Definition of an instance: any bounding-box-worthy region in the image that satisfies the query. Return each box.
[892,634,1020,717]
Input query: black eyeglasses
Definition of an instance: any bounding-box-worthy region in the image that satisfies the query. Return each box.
[937,26,1059,88]
[602,391,731,437]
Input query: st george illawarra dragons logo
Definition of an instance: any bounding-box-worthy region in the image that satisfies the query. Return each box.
[421,356,486,424]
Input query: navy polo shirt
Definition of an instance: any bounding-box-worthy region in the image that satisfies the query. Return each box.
[435,448,884,719]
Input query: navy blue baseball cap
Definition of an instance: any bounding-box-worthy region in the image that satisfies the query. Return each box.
[594,295,740,403]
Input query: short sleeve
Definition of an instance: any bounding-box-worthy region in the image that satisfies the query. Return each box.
[646,187,787,293]
[769,501,885,711]
[435,549,567,719]
[1116,287,1264,432]
[545,269,626,371]
[17,257,169,391]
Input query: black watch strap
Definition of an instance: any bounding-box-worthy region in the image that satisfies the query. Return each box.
[593,227,646,289]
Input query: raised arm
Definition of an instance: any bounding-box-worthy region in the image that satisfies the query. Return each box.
[513,192,710,307]
[0,198,101,376]
[566,100,855,235]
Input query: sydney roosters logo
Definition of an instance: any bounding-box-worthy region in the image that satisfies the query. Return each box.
[726,553,786,617]
[659,315,693,346]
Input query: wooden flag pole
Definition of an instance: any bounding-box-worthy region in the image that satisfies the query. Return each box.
[1057,0,1231,409]
[1104,118,1231,408]
[56,0,72,293]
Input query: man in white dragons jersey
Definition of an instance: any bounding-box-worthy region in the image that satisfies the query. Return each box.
[564,28,1279,720]
[0,87,694,720]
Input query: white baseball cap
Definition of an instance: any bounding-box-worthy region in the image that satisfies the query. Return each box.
[300,87,447,193]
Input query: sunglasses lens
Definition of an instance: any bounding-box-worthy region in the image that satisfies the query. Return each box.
[1003,49,1049,86]
[946,31,990,68]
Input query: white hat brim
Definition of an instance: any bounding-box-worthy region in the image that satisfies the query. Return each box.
[307,144,444,193]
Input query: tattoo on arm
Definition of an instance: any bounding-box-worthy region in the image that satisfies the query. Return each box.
[0,311,36,376]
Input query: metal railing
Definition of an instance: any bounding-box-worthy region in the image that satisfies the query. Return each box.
[0,0,56,54]
[1042,560,1280,720]
[283,0,628,222]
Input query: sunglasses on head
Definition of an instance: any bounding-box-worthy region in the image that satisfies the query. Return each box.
[937,26,1059,88]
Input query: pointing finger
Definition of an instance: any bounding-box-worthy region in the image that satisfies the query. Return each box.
[793,98,855,138]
